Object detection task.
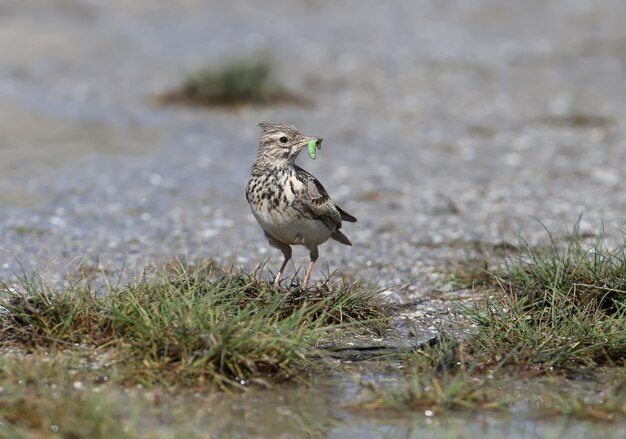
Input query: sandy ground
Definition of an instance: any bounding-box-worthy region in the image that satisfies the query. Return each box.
[1,0,625,294]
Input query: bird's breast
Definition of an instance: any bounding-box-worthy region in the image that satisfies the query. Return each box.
[281,173,305,203]
[247,170,330,246]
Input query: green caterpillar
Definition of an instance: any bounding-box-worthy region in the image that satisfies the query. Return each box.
[308,139,321,159]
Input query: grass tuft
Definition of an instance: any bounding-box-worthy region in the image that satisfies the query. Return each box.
[365,224,626,418]
[353,336,509,413]
[0,262,384,388]
[465,226,626,370]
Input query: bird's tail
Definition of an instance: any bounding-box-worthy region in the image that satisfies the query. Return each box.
[331,229,352,246]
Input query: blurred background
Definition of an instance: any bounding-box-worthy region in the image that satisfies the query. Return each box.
[1,0,625,290]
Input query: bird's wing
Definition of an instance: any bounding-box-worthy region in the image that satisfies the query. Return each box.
[337,205,357,223]
[294,167,342,228]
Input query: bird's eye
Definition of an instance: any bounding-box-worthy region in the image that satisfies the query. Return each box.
[279,136,289,144]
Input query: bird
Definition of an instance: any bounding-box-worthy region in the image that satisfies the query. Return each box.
[245,122,357,289]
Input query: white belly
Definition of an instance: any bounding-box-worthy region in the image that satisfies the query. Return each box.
[251,208,332,246]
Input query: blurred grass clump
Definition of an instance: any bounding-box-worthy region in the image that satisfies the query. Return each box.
[158,58,303,107]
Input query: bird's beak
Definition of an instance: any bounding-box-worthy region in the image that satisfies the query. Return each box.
[296,137,322,148]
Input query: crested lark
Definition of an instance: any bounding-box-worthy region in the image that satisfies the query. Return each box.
[246,122,356,289]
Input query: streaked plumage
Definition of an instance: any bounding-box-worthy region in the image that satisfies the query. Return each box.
[246,122,356,288]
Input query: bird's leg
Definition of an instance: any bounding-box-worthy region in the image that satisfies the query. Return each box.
[266,234,292,289]
[273,249,291,289]
[302,246,319,289]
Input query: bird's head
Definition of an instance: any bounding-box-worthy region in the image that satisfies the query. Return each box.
[256,122,322,165]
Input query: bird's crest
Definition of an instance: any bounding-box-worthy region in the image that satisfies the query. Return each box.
[258,122,300,136]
